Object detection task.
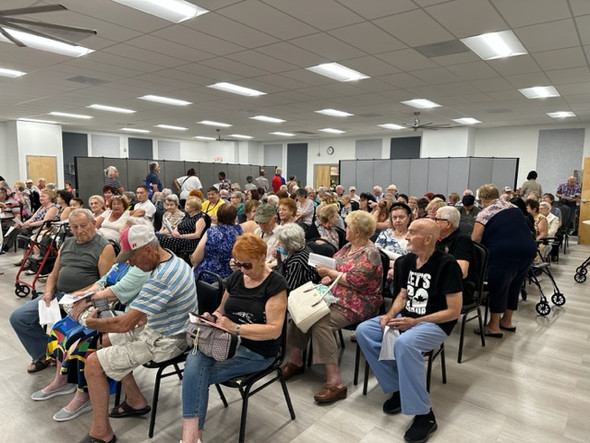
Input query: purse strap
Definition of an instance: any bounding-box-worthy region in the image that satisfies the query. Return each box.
[327,272,343,291]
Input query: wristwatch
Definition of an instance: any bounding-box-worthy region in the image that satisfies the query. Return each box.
[235,324,241,336]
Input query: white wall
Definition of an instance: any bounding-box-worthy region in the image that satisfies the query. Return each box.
[16,121,64,186]
[421,127,475,157]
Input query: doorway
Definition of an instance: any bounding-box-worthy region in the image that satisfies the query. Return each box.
[314,164,339,189]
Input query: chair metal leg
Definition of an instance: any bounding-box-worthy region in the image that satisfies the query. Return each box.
[476,307,486,347]
[337,329,345,349]
[148,366,166,438]
[278,370,296,420]
[363,360,370,395]
[440,344,446,384]
[457,313,467,364]
[216,384,228,407]
[353,343,361,385]
[238,386,250,443]
[426,354,432,393]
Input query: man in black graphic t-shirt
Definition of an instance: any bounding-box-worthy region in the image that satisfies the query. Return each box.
[356,218,462,443]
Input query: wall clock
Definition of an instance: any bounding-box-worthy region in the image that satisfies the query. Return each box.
[327,146,334,155]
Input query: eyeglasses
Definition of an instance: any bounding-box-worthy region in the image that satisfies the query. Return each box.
[231,259,253,270]
[434,217,448,222]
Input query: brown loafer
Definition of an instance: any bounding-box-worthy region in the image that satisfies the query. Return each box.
[314,384,347,403]
[281,363,304,381]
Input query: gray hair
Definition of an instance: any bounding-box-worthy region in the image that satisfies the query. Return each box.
[437,206,460,229]
[149,161,159,172]
[277,223,306,253]
[232,191,245,202]
[125,216,152,228]
[104,166,117,177]
[69,208,94,224]
[267,195,279,206]
[161,188,172,198]
[165,194,179,206]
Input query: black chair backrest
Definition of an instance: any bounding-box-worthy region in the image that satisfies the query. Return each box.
[378,249,390,297]
[195,270,224,315]
[306,238,338,257]
[471,242,489,305]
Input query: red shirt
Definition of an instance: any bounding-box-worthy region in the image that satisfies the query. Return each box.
[272,175,282,193]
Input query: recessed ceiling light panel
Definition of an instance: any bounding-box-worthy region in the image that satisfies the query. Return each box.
[401,99,441,109]
[0,28,93,57]
[139,95,192,106]
[315,109,354,117]
[270,132,295,137]
[518,86,560,99]
[452,117,481,125]
[156,124,188,131]
[112,0,208,23]
[547,111,575,118]
[195,136,216,140]
[0,67,26,78]
[307,63,370,82]
[319,128,345,134]
[379,124,405,130]
[229,134,253,139]
[197,120,232,127]
[88,104,136,114]
[207,82,266,97]
[18,118,58,124]
[461,30,527,60]
[49,112,93,119]
[121,127,151,133]
[250,115,286,123]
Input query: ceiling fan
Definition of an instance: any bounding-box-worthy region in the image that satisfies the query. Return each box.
[215,128,233,142]
[404,112,453,131]
[0,4,96,48]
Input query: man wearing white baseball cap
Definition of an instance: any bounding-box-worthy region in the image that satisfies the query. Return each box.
[81,224,197,443]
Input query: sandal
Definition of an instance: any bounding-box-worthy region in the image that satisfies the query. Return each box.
[109,400,151,418]
[27,357,51,373]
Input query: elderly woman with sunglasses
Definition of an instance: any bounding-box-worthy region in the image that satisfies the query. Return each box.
[181,233,287,443]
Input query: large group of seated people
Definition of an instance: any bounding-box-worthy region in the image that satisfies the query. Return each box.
[0,166,574,443]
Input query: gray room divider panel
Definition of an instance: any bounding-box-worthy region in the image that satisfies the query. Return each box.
[392,159,411,195]
[356,139,382,160]
[492,158,519,191]
[127,159,150,190]
[468,158,493,191]
[226,164,241,188]
[427,158,449,195]
[374,160,392,189]
[537,128,584,193]
[128,138,152,159]
[63,132,88,191]
[409,159,429,197]
[447,158,470,195]
[163,161,186,191]
[75,157,103,203]
[287,143,307,185]
[355,161,374,192]
[199,163,218,190]
[339,160,356,190]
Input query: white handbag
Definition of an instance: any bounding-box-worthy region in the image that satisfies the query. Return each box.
[288,273,342,333]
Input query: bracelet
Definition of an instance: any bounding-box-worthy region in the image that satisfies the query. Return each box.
[235,324,241,336]
[210,314,218,322]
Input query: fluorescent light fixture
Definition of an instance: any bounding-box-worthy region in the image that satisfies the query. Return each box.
[453,117,481,125]
[518,86,560,99]
[250,115,285,123]
[88,104,136,114]
[547,111,576,118]
[156,124,188,131]
[315,109,354,117]
[319,128,345,134]
[229,134,253,139]
[197,120,232,127]
[139,95,192,106]
[112,0,208,23]
[461,30,527,60]
[195,136,216,141]
[121,127,151,133]
[0,67,26,78]
[401,99,441,109]
[270,132,295,137]
[207,82,266,97]
[0,28,93,58]
[307,62,370,82]
[18,118,58,124]
[379,123,405,130]
[49,112,93,120]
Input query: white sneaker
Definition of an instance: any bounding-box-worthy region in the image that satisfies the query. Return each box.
[53,400,92,421]
[31,384,76,401]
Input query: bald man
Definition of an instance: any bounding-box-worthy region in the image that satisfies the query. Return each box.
[356,218,463,443]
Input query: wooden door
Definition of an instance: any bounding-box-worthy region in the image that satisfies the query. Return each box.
[579,157,590,244]
[27,155,57,185]
[314,164,333,189]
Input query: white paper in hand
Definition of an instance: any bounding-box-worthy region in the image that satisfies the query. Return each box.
[308,253,336,270]
[378,326,400,361]
[38,299,61,327]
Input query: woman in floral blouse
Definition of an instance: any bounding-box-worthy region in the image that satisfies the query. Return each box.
[283,210,383,404]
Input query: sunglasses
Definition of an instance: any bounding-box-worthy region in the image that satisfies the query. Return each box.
[433,217,448,222]
[232,259,253,270]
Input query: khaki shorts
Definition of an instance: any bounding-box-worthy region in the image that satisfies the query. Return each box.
[97,326,186,381]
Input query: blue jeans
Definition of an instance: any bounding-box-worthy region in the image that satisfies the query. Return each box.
[356,316,448,416]
[9,291,64,360]
[182,346,274,428]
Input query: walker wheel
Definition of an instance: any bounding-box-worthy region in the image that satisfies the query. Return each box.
[580,268,588,275]
[551,293,566,306]
[574,273,586,283]
[536,302,551,316]
[15,284,30,298]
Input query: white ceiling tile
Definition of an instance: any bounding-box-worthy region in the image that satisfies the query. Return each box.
[411,67,462,84]
[545,67,590,85]
[199,57,269,78]
[532,47,587,71]
[426,0,509,38]
[255,43,324,68]
[575,15,590,45]
[491,0,572,28]
[344,56,401,77]
[515,19,580,53]
[103,44,186,68]
[226,51,299,73]
[335,0,418,20]
[379,72,428,89]
[504,72,551,88]
[377,49,439,71]
[373,9,456,47]
[329,22,407,54]
[445,62,498,81]
[261,0,363,30]
[487,55,541,76]
[290,33,366,60]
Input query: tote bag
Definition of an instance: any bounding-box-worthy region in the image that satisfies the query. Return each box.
[288,273,341,333]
